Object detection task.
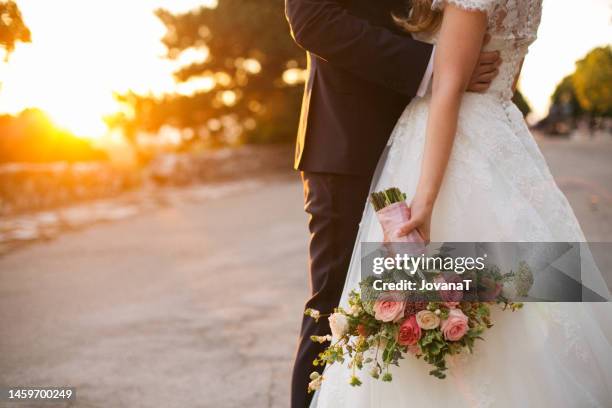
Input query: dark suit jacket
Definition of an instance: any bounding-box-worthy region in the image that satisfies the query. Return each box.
[286,0,433,176]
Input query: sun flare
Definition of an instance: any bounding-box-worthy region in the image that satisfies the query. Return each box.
[45,106,109,141]
[0,0,215,140]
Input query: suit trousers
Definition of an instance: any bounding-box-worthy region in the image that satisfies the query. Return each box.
[291,171,373,408]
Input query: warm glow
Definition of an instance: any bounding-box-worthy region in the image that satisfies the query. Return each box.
[0,0,609,136]
[283,68,307,85]
[48,105,109,140]
[242,58,262,74]
[176,76,216,96]
[221,90,237,106]
[0,0,216,140]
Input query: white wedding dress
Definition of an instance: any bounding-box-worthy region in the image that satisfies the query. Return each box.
[312,0,612,407]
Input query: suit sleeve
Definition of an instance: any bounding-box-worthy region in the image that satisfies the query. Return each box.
[285,0,434,96]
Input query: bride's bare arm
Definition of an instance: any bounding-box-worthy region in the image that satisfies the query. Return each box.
[398,5,488,241]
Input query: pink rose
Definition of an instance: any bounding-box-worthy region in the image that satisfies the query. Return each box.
[435,274,464,303]
[441,308,469,341]
[407,344,422,356]
[398,315,421,346]
[373,291,406,323]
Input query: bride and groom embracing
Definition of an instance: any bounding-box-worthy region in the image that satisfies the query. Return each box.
[285,0,612,407]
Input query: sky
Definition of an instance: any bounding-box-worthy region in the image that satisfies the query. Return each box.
[0,0,216,138]
[0,0,610,138]
[521,0,612,121]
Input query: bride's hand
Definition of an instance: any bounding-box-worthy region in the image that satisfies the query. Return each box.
[396,196,434,243]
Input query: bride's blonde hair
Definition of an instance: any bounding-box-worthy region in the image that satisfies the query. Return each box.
[393,0,442,33]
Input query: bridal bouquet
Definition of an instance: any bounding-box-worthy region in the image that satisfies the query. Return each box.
[305,188,528,392]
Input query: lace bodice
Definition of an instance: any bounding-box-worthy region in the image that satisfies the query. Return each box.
[425,0,543,101]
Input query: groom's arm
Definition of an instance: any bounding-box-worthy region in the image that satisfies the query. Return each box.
[285,0,433,96]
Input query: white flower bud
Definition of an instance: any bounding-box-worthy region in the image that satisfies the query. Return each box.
[329,313,349,338]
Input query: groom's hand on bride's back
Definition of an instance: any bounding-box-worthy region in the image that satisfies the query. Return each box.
[467,34,501,93]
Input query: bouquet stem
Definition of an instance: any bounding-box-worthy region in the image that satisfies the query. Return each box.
[370,188,407,212]
[371,188,424,248]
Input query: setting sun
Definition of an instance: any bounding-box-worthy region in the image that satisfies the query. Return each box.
[46,105,110,141]
[0,0,216,139]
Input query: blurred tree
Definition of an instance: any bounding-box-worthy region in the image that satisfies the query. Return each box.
[0,0,31,61]
[572,46,612,117]
[112,0,306,149]
[512,89,531,117]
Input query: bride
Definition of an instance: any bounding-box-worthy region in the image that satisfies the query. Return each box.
[311,0,612,407]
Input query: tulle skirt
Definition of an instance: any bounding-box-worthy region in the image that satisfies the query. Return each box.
[312,94,612,407]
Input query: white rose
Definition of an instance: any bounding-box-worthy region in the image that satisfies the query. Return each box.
[502,282,518,299]
[329,313,349,338]
[348,304,361,316]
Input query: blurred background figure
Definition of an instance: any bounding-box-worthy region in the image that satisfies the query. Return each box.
[534,46,612,138]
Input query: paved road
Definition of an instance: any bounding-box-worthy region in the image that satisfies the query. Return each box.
[0,176,309,408]
[537,137,612,242]
[0,139,610,408]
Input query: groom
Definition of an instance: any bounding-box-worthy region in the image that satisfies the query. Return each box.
[285,0,500,406]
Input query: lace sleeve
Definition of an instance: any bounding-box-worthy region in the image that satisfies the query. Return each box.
[432,0,497,15]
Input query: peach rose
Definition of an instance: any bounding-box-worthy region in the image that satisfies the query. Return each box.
[398,315,421,346]
[415,310,440,330]
[373,291,406,323]
[441,308,469,341]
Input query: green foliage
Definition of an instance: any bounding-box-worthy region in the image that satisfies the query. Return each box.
[550,46,612,119]
[113,0,306,147]
[419,330,448,378]
[349,375,363,386]
[0,109,106,163]
[0,0,31,60]
[572,46,612,117]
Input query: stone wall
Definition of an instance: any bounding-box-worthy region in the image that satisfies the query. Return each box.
[0,144,293,216]
[0,162,141,216]
[147,144,293,185]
